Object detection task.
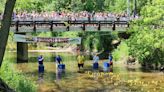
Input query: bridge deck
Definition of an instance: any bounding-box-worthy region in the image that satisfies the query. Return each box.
[9,20,129,33]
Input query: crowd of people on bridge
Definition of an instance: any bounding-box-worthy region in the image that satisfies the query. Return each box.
[0,11,139,21]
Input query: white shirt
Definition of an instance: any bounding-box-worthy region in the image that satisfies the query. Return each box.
[93,55,99,63]
[38,57,44,62]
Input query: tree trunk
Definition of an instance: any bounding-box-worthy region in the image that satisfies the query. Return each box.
[0,0,16,67]
[0,78,15,92]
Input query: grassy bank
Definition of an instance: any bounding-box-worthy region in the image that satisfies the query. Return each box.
[0,60,37,92]
[112,41,129,62]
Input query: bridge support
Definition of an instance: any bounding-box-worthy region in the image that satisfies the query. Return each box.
[16,33,28,63]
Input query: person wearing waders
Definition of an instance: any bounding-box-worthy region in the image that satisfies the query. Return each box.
[55,55,62,64]
[38,55,44,75]
[93,53,99,64]
[38,55,44,65]
[92,53,99,69]
[77,53,85,71]
[55,55,63,71]
[109,53,113,68]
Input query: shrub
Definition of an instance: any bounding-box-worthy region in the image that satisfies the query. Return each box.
[0,61,37,92]
[112,41,129,61]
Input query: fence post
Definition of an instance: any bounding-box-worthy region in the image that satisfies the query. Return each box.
[112,21,116,31]
[98,21,101,31]
[127,22,129,27]
[50,21,53,31]
[66,20,70,31]
[16,20,19,32]
[82,22,85,31]
[33,21,36,32]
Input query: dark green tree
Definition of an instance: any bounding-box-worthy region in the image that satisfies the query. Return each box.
[0,0,16,67]
[127,0,164,69]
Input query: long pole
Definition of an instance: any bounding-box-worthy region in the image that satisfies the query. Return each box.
[133,0,137,18]
[127,0,130,18]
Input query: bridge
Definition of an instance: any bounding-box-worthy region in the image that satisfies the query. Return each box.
[9,20,129,62]
[10,20,129,33]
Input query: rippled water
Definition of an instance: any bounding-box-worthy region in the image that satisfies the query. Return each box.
[6,52,164,92]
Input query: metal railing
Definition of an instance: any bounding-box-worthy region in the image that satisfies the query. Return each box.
[10,20,129,32]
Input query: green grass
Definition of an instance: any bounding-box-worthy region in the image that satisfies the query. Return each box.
[0,61,37,92]
[112,41,129,61]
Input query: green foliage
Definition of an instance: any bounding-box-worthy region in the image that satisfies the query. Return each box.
[126,0,164,66]
[15,0,50,12]
[0,0,5,13]
[127,28,164,64]
[83,0,95,12]
[95,0,104,11]
[105,0,127,13]
[59,31,80,37]
[6,32,16,51]
[37,32,52,37]
[82,32,115,52]
[140,0,164,26]
[0,0,149,13]
[113,41,129,61]
[0,61,37,92]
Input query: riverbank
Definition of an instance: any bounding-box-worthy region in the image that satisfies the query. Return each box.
[8,47,75,53]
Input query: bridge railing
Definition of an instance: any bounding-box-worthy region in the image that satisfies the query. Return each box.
[10,20,129,32]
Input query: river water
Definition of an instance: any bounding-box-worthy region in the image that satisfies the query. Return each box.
[7,52,164,92]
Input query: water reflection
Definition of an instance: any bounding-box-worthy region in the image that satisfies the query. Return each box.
[126,67,136,72]
[38,73,44,84]
[103,67,113,72]
[55,63,65,82]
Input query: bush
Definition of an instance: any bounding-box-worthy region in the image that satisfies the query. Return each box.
[125,0,164,69]
[0,61,37,92]
[112,41,129,61]
[127,28,164,67]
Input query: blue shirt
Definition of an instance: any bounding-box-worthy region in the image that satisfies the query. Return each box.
[109,55,113,62]
[38,56,43,65]
[56,56,62,62]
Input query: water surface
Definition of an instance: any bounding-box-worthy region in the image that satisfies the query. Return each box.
[6,52,164,92]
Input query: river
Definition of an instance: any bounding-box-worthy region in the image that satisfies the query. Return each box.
[6,52,164,92]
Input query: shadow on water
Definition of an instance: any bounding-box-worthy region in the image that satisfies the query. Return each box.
[19,65,75,82]
[37,70,65,84]
[126,67,137,72]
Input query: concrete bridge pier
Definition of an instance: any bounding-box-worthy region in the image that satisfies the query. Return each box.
[16,33,28,63]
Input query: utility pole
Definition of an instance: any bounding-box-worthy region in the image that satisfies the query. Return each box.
[133,0,137,18]
[127,0,130,18]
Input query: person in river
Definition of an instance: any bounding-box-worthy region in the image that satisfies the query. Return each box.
[92,50,104,63]
[93,53,100,64]
[38,55,44,65]
[55,55,62,64]
[108,53,113,68]
[77,53,85,71]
